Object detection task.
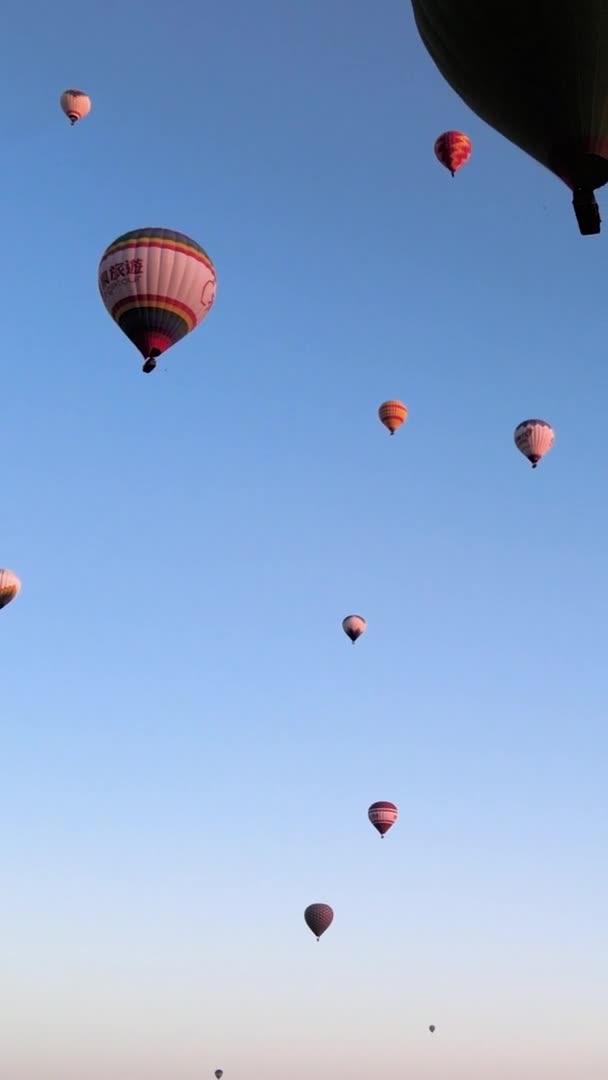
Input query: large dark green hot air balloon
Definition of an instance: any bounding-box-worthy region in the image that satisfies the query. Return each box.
[411,1,608,234]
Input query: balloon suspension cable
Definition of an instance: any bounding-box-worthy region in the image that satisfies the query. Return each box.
[450,169,455,178]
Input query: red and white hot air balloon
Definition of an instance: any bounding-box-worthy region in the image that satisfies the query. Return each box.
[342,614,367,643]
[513,418,555,469]
[368,801,398,838]
[0,569,20,610]
[378,399,408,436]
[60,89,91,125]
[304,903,334,941]
[434,130,471,176]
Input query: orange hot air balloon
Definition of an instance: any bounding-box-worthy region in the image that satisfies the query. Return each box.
[0,569,20,610]
[60,89,91,126]
[378,399,408,435]
[368,801,398,838]
[434,130,471,176]
[513,419,555,469]
[342,614,366,643]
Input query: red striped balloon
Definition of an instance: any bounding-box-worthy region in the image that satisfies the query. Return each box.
[434,130,472,176]
[0,569,20,610]
[513,418,555,469]
[368,801,398,838]
[304,903,334,940]
[378,399,408,435]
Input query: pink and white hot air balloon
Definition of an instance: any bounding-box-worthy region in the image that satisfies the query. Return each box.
[368,801,398,838]
[342,614,367,643]
[59,89,91,125]
[513,418,555,469]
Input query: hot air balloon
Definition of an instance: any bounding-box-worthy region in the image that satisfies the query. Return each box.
[513,419,555,468]
[368,801,398,838]
[378,399,408,435]
[214,1071,223,1079]
[342,614,366,643]
[0,569,20,610]
[98,228,216,373]
[304,903,333,940]
[59,89,91,125]
[411,1,608,234]
[434,130,471,176]
[429,1025,436,1034]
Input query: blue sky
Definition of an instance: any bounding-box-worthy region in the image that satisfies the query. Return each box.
[1,1,607,1077]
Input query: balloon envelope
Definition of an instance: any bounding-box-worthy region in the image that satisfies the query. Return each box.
[304,903,334,939]
[368,801,398,837]
[434,130,471,176]
[60,89,91,125]
[513,418,554,468]
[378,399,408,434]
[98,228,216,372]
[342,614,367,643]
[0,569,20,610]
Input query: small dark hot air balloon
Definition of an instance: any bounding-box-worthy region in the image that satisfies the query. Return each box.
[304,903,334,940]
[429,1025,436,1034]
[98,228,216,373]
[0,569,20,610]
[514,419,555,468]
[412,1,608,234]
[378,399,408,435]
[214,1070,223,1079]
[434,130,471,176]
[368,801,398,838]
[60,89,91,125]
[342,615,366,643]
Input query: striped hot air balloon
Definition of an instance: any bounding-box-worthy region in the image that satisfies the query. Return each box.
[0,569,20,610]
[378,399,408,435]
[98,228,216,373]
[304,903,334,940]
[368,801,398,838]
[434,130,472,176]
[59,89,91,125]
[513,419,555,468]
[342,614,367,643]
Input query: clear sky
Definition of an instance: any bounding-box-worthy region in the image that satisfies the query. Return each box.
[1,2,607,1078]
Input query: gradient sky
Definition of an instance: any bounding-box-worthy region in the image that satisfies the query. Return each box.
[1,2,607,1078]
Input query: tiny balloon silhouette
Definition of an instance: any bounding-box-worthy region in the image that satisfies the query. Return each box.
[304,903,334,940]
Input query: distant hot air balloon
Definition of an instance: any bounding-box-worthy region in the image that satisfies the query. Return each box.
[0,569,20,610]
[214,1071,223,1079]
[59,89,91,125]
[412,1,608,234]
[98,228,217,373]
[342,615,367,643]
[378,399,408,435]
[368,801,398,838]
[304,903,334,940]
[429,1025,436,1034]
[513,419,555,469]
[434,130,472,176]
